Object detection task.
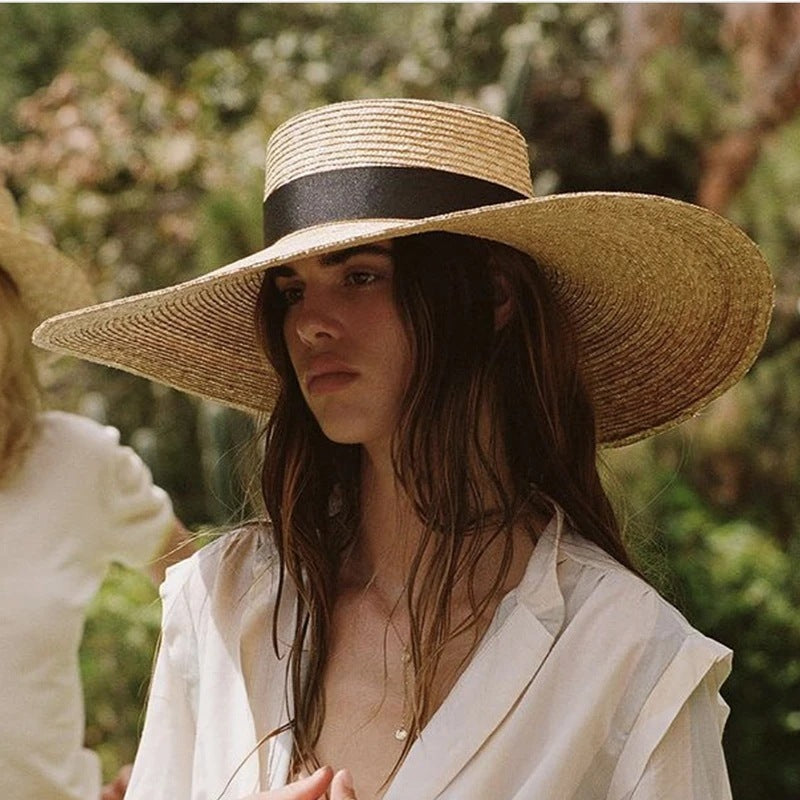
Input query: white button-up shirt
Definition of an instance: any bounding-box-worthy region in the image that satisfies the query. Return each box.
[126,509,732,799]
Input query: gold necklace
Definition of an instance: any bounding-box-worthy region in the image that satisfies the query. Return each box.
[386,611,412,742]
[366,577,413,742]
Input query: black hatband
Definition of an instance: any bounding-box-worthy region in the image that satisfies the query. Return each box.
[263,166,527,246]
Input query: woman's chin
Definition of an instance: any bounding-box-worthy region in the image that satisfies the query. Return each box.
[317,420,367,446]
[318,422,390,451]
[322,430,362,445]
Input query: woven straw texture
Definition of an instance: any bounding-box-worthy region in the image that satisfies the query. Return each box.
[264,99,533,199]
[33,100,774,447]
[0,187,95,323]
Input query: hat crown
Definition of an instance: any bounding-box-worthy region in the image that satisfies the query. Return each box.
[263,99,534,200]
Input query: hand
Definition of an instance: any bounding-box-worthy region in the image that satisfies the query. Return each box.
[330,769,357,800]
[240,767,357,800]
[100,764,132,800]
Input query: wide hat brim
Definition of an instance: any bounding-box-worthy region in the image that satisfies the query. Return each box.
[0,222,95,324]
[33,191,773,447]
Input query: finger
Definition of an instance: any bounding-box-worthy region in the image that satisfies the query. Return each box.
[262,766,334,800]
[330,768,357,800]
[299,765,334,798]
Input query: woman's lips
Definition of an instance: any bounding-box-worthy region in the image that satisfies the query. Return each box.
[306,370,358,395]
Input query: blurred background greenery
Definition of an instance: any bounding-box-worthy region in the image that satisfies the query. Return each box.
[1,4,798,796]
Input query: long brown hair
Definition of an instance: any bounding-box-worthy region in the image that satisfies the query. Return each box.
[0,269,40,484]
[256,232,634,770]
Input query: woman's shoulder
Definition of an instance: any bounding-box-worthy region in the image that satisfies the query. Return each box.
[38,410,116,446]
[34,411,134,476]
[559,527,669,605]
[196,520,276,572]
[547,527,732,735]
[160,521,279,625]
[556,527,727,656]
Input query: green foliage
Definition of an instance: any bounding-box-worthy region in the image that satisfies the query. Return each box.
[79,566,161,778]
[731,116,800,351]
[659,492,799,796]
[592,6,734,156]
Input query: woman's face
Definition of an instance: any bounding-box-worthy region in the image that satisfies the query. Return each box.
[273,239,412,452]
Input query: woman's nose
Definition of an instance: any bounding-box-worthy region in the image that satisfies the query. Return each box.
[293,294,342,347]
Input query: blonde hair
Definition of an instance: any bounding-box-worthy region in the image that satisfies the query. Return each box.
[0,269,40,484]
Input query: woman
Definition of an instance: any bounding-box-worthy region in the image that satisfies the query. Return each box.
[35,99,774,799]
[0,185,188,800]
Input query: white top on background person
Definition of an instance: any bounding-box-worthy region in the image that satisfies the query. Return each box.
[0,186,188,800]
[34,98,773,799]
[0,410,175,800]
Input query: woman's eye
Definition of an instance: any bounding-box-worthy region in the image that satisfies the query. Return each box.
[345,271,378,286]
[279,286,304,306]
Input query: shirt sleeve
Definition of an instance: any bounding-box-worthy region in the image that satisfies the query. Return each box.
[125,558,198,799]
[628,672,733,799]
[610,634,733,800]
[97,425,175,568]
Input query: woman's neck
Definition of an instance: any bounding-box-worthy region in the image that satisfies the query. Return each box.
[346,446,422,601]
[347,442,539,610]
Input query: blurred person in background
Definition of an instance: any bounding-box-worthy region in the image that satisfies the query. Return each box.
[36,100,773,800]
[0,185,190,800]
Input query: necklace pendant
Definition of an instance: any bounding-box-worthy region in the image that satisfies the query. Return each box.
[394,727,408,741]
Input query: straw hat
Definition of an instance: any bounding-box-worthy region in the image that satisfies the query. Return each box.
[33,99,773,446]
[0,186,95,323]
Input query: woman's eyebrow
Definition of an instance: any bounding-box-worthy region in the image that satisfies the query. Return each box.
[320,243,393,266]
[271,243,393,279]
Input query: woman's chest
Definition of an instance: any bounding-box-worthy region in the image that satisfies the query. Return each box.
[313,593,484,798]
[312,600,412,798]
